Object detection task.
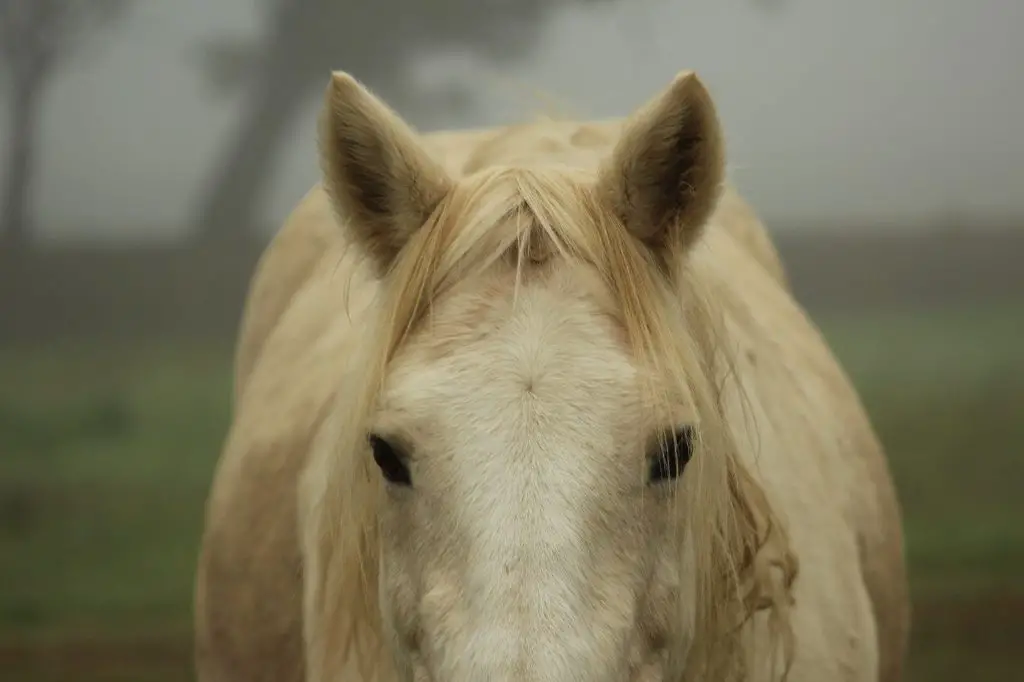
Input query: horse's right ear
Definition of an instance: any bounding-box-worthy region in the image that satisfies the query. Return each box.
[318,72,453,271]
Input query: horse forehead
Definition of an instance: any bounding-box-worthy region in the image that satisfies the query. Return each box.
[386,276,639,415]
[401,264,619,353]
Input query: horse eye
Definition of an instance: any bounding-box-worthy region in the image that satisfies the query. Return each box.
[369,434,412,486]
[648,426,694,484]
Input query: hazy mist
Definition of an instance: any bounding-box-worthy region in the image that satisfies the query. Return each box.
[1,0,1021,243]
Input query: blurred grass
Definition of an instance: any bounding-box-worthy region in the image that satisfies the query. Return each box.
[0,305,1021,681]
[0,341,232,638]
[823,306,1024,595]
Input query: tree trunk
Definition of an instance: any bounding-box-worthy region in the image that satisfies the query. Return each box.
[0,77,42,252]
[190,70,319,246]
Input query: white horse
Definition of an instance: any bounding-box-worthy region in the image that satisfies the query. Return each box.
[195,70,910,682]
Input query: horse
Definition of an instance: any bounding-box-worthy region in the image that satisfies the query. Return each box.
[194,70,910,682]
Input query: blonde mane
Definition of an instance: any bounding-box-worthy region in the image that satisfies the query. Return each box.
[300,159,798,681]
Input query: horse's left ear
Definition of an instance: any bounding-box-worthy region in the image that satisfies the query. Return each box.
[596,71,725,254]
[318,71,453,272]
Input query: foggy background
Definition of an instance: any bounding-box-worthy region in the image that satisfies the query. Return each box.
[1,1,1022,680]
[4,0,1024,240]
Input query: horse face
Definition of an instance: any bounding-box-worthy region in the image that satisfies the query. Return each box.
[368,265,695,682]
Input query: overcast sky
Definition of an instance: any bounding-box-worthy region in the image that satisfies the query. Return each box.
[1,0,1021,243]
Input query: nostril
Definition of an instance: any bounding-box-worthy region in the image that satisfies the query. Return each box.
[646,628,667,652]
[405,624,423,652]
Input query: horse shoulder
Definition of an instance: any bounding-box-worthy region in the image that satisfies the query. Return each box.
[197,256,369,682]
[788,368,909,682]
[233,185,340,403]
[698,231,907,680]
[838,390,911,682]
[742,237,908,682]
[194,381,315,682]
[194,415,309,682]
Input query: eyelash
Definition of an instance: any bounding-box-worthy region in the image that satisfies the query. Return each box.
[648,426,694,484]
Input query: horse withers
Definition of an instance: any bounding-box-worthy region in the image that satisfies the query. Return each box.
[195,70,910,682]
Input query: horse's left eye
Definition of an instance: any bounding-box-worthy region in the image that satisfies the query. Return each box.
[648,426,694,484]
[369,434,412,486]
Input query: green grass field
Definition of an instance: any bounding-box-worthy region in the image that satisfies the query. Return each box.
[1,305,1022,681]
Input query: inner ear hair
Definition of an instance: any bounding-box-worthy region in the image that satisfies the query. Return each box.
[597,70,726,256]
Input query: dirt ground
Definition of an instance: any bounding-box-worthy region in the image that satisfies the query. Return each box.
[2,592,1021,682]
[0,632,191,682]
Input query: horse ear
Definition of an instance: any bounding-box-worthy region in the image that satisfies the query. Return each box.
[596,71,725,254]
[319,72,453,271]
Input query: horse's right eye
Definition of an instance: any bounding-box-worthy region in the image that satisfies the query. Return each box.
[369,434,412,486]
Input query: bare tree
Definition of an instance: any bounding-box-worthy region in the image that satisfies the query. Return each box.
[0,0,131,250]
[189,0,619,244]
